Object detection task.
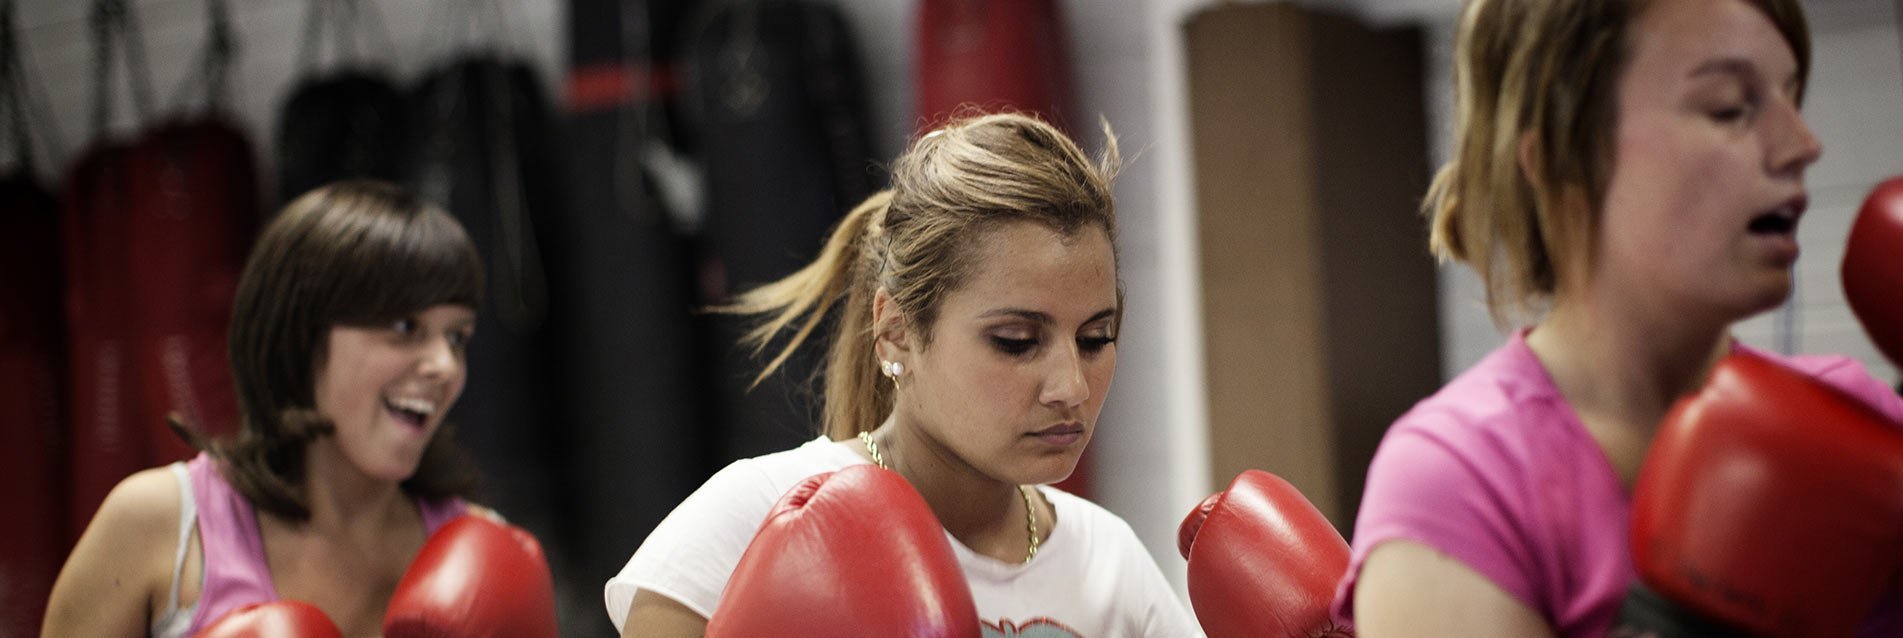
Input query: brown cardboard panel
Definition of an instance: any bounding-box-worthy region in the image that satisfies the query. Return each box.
[1184,3,1439,532]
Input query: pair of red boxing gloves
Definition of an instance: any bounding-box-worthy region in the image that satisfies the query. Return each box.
[196,515,559,638]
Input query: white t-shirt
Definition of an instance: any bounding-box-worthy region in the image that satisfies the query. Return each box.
[605,436,1203,637]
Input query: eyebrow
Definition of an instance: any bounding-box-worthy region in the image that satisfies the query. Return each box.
[1689,56,1800,95]
[980,307,1119,326]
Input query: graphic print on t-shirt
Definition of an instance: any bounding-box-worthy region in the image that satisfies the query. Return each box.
[984,617,1083,638]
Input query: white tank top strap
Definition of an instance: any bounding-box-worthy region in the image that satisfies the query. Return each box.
[150,461,197,638]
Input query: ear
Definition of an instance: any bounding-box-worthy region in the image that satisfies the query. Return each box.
[871,287,913,361]
[1516,129,1545,191]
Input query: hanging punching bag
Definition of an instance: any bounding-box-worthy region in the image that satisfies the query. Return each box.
[683,0,877,463]
[913,0,1091,497]
[124,0,257,463]
[277,73,408,204]
[275,0,410,205]
[913,0,1072,131]
[63,0,158,539]
[0,4,68,631]
[409,52,568,599]
[556,0,705,625]
[123,117,257,459]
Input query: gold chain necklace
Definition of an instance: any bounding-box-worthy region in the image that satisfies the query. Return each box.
[860,430,1039,564]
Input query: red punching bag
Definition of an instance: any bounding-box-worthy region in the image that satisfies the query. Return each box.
[62,139,146,539]
[122,0,256,463]
[123,117,257,460]
[913,0,1091,497]
[913,0,1073,132]
[63,0,162,537]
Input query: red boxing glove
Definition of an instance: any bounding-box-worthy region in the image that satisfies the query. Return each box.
[707,464,980,638]
[382,515,559,638]
[1178,470,1354,638]
[196,600,341,638]
[1622,351,1903,636]
[1843,175,1903,367]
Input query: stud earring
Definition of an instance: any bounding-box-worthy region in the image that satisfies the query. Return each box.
[880,360,905,380]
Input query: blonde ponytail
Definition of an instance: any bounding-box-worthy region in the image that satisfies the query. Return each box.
[722,190,895,439]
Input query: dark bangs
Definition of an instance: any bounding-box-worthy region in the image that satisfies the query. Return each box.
[316,192,484,328]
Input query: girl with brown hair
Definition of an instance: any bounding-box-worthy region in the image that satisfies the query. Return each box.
[45,180,493,636]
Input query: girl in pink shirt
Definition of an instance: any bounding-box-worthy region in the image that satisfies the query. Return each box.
[1336,0,1902,636]
[45,181,488,636]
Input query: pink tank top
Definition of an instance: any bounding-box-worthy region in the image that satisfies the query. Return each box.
[180,452,467,634]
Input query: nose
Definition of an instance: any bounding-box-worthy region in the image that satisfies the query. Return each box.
[1767,97,1823,177]
[1039,344,1091,409]
[416,334,461,380]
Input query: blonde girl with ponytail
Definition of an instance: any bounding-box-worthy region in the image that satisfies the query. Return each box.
[605,112,1199,637]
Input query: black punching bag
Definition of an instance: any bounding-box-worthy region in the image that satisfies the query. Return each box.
[275,0,410,204]
[682,0,877,462]
[553,0,704,631]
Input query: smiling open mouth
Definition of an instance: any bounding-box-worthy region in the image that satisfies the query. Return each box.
[384,397,435,429]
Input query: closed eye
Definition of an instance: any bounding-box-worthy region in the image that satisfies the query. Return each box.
[991,336,1037,356]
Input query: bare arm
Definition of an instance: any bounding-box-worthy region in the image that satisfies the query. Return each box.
[42,468,181,637]
[621,589,709,638]
[1353,540,1556,638]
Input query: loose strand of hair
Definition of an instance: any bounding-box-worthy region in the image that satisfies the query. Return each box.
[719,190,893,390]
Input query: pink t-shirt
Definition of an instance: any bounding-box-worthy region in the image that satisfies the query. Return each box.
[181,452,467,634]
[1333,330,1903,637]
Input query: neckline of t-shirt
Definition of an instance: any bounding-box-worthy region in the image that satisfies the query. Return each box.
[814,436,1068,576]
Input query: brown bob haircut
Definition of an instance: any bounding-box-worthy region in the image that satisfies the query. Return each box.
[211,180,483,521]
[1425,0,1810,324]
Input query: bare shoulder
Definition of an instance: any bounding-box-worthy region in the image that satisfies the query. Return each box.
[43,466,186,635]
[99,466,187,531]
[1353,540,1556,638]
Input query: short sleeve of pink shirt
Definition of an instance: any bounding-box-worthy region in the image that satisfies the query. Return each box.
[1332,330,1903,638]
